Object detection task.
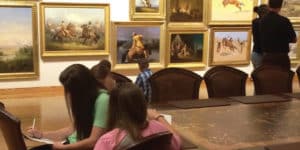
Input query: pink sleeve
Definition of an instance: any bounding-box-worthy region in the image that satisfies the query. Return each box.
[170,134,182,150]
[93,137,114,150]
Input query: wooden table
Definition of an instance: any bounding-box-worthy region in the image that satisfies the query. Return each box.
[2,95,300,150]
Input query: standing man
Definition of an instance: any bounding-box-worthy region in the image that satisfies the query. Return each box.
[135,58,152,103]
[260,0,297,70]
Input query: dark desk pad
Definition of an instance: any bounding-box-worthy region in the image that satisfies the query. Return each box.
[168,99,230,109]
[283,93,300,100]
[265,142,300,150]
[229,95,290,104]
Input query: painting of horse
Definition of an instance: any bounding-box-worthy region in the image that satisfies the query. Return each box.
[209,0,257,24]
[211,28,251,65]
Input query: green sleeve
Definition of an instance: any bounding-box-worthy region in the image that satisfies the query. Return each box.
[93,91,109,128]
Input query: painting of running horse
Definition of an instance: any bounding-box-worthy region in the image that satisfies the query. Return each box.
[210,27,251,65]
[0,3,39,80]
[40,3,110,57]
[209,0,258,25]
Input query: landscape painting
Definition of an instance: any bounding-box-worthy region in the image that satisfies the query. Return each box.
[135,0,159,13]
[209,0,258,25]
[169,0,203,22]
[170,33,204,63]
[210,28,251,65]
[0,4,39,80]
[40,3,110,57]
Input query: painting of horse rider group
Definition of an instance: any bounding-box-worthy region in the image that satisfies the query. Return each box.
[213,31,248,61]
[135,0,159,13]
[170,34,204,63]
[117,27,160,63]
[44,8,105,51]
[169,0,203,22]
[280,0,300,18]
[211,0,254,21]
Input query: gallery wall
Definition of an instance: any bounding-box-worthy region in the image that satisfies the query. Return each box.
[0,0,291,89]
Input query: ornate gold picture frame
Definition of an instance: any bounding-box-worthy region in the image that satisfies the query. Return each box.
[167,29,207,69]
[111,21,165,74]
[289,26,300,65]
[262,0,300,23]
[0,2,39,80]
[208,0,258,25]
[209,27,251,66]
[167,0,207,28]
[130,0,165,20]
[40,3,110,57]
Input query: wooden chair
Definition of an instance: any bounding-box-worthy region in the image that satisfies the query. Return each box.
[0,108,27,150]
[111,72,132,85]
[124,131,173,150]
[251,65,294,95]
[204,66,248,98]
[149,68,202,103]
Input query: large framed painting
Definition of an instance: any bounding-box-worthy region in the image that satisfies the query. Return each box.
[208,0,258,25]
[209,27,251,66]
[289,26,300,65]
[167,29,207,69]
[262,0,300,23]
[0,2,39,80]
[130,0,165,20]
[167,0,207,28]
[40,3,110,57]
[111,21,165,74]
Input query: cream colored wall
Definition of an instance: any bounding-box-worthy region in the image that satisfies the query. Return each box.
[0,0,293,89]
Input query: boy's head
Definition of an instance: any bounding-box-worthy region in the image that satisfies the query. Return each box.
[138,58,149,71]
[269,0,283,9]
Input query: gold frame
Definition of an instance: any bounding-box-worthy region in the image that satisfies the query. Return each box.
[166,29,207,69]
[0,2,39,80]
[111,21,165,74]
[208,0,258,25]
[130,0,165,20]
[167,0,207,28]
[290,25,300,65]
[262,0,300,23]
[209,27,251,66]
[40,2,110,57]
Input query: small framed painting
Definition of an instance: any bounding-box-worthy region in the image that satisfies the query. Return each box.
[0,2,39,80]
[40,3,110,57]
[208,0,258,25]
[111,21,165,74]
[130,0,165,20]
[167,29,207,69]
[209,27,251,66]
[167,0,207,28]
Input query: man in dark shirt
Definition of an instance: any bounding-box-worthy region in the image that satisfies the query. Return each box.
[260,0,297,69]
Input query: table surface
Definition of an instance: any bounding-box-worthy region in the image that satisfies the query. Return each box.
[2,95,300,150]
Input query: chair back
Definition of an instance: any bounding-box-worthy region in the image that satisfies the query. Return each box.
[125,131,173,150]
[111,72,132,85]
[251,66,294,95]
[204,66,248,98]
[149,68,202,103]
[0,108,27,150]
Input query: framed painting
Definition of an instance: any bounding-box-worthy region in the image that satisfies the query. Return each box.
[111,21,165,74]
[40,3,110,57]
[209,27,251,66]
[167,0,207,28]
[130,0,165,20]
[167,29,207,69]
[0,2,39,80]
[262,0,300,23]
[289,26,300,65]
[208,0,258,25]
